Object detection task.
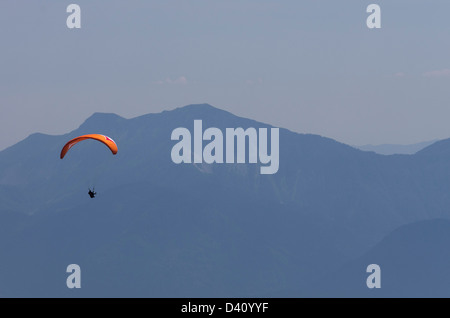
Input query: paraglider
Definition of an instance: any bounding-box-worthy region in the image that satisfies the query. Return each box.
[60,134,118,198]
[60,134,118,159]
[88,188,96,198]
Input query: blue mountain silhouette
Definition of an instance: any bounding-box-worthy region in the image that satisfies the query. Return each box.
[0,103,448,297]
[295,219,450,297]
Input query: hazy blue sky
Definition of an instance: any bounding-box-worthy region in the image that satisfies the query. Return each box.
[1,0,450,150]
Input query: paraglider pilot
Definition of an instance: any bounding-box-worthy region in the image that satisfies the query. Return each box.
[88,188,96,198]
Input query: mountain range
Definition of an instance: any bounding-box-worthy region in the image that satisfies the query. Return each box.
[0,103,449,297]
[356,140,438,155]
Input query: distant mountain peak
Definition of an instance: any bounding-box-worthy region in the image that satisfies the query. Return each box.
[78,112,125,132]
[356,139,439,155]
[167,103,270,128]
[85,112,125,121]
[177,103,216,110]
[172,103,236,117]
[416,138,450,156]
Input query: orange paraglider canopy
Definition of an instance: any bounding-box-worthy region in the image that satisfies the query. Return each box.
[60,134,118,159]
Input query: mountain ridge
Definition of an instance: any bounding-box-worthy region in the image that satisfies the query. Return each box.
[1,103,450,297]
